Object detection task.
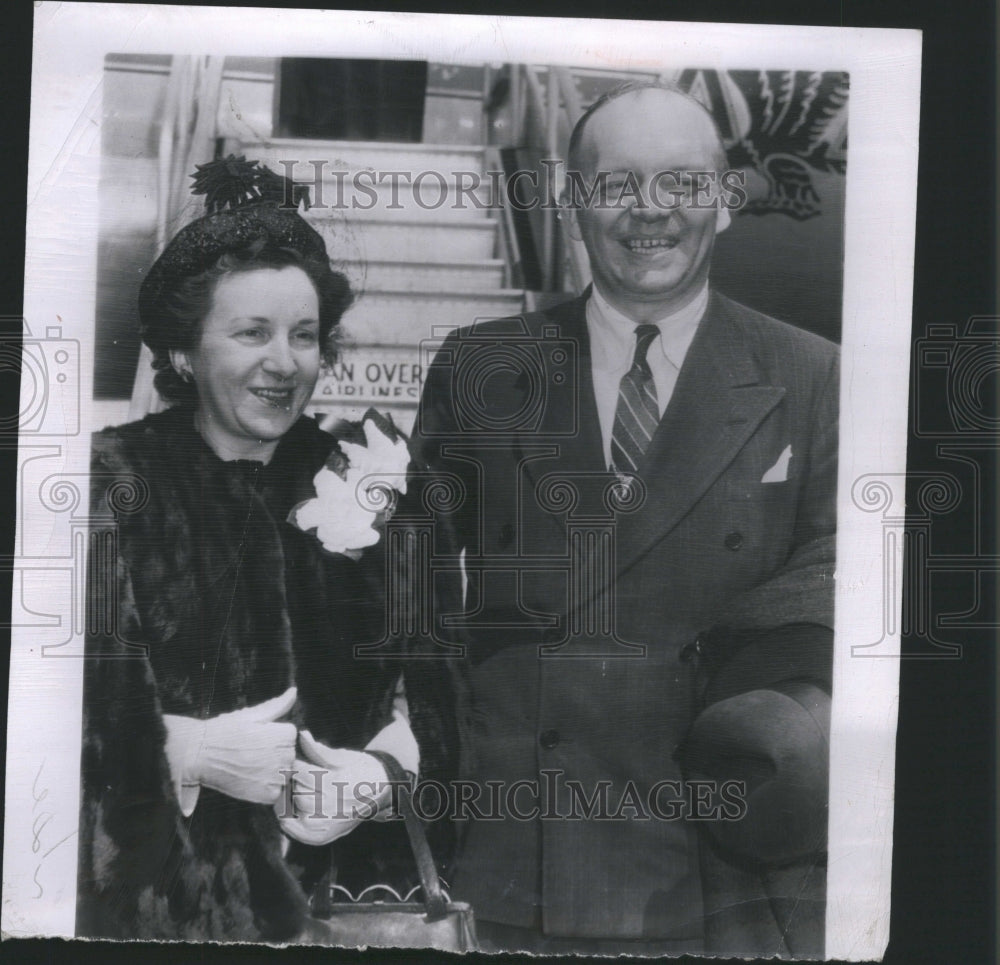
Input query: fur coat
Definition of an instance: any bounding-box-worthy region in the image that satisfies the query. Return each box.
[76,405,458,942]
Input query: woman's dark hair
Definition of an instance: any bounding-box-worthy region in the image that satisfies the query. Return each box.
[142,236,352,405]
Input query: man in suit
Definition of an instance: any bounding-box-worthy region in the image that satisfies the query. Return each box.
[407,82,837,957]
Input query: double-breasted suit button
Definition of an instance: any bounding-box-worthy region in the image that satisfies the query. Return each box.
[498,523,514,548]
[539,729,561,750]
[679,638,703,663]
[724,531,744,550]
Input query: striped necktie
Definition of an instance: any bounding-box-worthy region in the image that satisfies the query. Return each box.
[610,324,660,474]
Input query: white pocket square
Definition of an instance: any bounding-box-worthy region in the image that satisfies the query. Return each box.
[761,445,792,483]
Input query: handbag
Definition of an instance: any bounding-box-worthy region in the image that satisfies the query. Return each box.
[303,750,477,951]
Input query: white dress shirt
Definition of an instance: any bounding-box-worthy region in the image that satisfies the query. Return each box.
[586,285,709,469]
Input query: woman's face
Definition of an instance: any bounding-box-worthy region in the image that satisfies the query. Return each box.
[173,266,322,461]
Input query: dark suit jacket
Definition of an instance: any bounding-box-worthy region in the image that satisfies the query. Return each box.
[408,290,838,954]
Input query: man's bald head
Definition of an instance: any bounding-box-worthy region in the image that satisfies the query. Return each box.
[566,81,728,179]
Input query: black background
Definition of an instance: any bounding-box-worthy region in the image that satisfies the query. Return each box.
[1,1,995,964]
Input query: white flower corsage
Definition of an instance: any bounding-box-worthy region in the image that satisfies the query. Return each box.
[289,410,410,557]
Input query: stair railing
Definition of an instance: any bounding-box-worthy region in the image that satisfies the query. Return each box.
[551,66,590,295]
[483,144,525,292]
[505,64,591,295]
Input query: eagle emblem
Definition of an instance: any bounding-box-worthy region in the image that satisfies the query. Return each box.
[679,69,849,220]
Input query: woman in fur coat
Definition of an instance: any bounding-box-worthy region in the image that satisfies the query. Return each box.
[76,158,457,942]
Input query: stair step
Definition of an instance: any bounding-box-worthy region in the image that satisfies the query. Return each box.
[279,172,497,221]
[342,289,525,345]
[316,218,497,262]
[246,139,486,182]
[341,259,505,292]
[301,182,495,221]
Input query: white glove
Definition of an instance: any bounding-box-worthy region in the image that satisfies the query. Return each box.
[277,734,391,846]
[163,686,298,817]
[365,678,420,821]
[276,676,421,844]
[366,676,420,777]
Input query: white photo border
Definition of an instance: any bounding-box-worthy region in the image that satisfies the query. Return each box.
[6,4,921,958]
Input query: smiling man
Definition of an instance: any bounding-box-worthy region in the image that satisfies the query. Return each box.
[567,85,729,321]
[410,81,838,958]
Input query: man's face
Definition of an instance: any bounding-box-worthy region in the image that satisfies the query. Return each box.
[569,89,728,319]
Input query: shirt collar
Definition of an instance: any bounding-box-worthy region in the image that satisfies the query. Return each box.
[587,284,709,370]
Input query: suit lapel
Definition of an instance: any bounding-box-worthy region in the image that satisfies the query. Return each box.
[613,293,786,578]
[515,294,605,480]
[510,291,787,590]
